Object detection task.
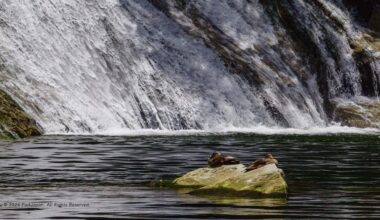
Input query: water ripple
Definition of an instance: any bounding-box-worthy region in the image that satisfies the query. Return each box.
[0,134,379,219]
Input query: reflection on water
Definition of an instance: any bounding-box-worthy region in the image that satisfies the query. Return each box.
[0,134,380,219]
[187,194,288,206]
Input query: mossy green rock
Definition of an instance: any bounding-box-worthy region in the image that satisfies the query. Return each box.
[173,164,246,187]
[0,89,41,139]
[174,164,287,197]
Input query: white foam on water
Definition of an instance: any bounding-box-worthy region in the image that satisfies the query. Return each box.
[46,125,380,137]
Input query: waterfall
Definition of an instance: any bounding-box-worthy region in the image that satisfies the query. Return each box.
[0,0,378,134]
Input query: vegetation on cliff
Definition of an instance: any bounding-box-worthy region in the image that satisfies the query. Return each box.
[0,89,41,139]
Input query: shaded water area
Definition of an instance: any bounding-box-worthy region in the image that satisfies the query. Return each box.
[0,133,380,219]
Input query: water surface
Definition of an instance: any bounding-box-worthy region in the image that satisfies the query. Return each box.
[0,134,380,219]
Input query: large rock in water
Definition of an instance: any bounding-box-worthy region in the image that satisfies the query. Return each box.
[173,164,287,197]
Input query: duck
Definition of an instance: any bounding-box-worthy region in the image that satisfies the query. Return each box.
[208,151,240,168]
[245,153,278,172]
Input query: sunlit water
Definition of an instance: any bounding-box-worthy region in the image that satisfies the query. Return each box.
[1,133,380,219]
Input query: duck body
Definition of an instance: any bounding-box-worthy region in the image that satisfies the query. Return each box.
[208,151,240,168]
[246,153,278,172]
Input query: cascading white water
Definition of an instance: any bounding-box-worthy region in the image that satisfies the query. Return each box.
[0,0,270,133]
[0,0,378,134]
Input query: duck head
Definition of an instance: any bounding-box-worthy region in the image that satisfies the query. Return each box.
[209,151,222,160]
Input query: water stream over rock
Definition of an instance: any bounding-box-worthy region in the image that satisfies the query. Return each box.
[0,0,379,134]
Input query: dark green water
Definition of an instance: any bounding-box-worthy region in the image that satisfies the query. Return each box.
[0,134,380,219]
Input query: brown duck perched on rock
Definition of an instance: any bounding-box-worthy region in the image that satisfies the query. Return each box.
[245,153,278,172]
[208,151,240,168]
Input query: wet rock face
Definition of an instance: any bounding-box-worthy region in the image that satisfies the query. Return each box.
[333,99,380,128]
[149,0,337,128]
[370,8,380,33]
[0,90,41,139]
[350,34,380,97]
[148,0,380,128]
[343,0,380,33]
